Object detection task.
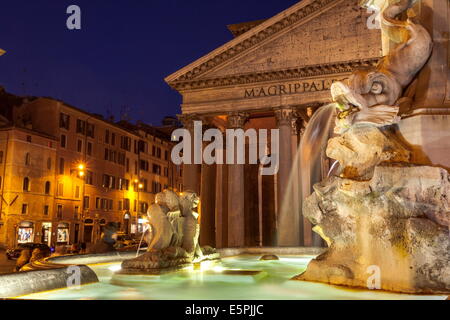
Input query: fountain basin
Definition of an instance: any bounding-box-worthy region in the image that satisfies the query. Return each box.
[0,247,447,300]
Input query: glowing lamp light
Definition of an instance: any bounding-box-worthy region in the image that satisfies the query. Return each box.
[0,49,5,56]
[138,183,144,189]
[78,171,85,177]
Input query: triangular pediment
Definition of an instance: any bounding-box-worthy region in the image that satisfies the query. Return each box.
[165,0,382,90]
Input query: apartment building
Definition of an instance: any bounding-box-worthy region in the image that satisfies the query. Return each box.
[0,93,182,249]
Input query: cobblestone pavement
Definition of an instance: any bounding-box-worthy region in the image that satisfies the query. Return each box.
[0,249,16,274]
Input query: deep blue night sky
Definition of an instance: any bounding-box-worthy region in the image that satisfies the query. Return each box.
[0,0,299,125]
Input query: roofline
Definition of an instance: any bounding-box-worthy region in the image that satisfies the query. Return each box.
[0,124,58,141]
[164,0,332,84]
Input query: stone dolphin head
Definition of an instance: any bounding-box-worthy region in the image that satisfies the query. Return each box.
[331,0,432,130]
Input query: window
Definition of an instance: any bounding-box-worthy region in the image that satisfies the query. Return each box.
[75,185,80,198]
[25,153,31,166]
[141,179,148,192]
[60,134,66,148]
[74,206,79,219]
[124,198,130,211]
[126,158,130,172]
[111,133,116,146]
[57,204,63,219]
[43,205,49,216]
[86,123,95,138]
[47,158,52,170]
[152,164,161,175]
[23,177,30,191]
[44,181,51,195]
[157,147,161,158]
[58,182,64,197]
[77,139,83,153]
[164,167,169,177]
[152,181,161,194]
[21,204,28,214]
[59,113,70,130]
[0,151,3,163]
[59,158,65,175]
[118,200,123,211]
[118,153,125,166]
[105,130,110,144]
[0,176,2,189]
[76,119,86,134]
[140,160,149,172]
[134,161,138,174]
[104,148,109,161]
[164,150,168,161]
[85,171,93,185]
[87,142,92,156]
[83,196,90,209]
[101,199,107,210]
[139,202,148,213]
[152,146,156,156]
[96,197,101,209]
[120,136,131,151]
[26,135,32,143]
[102,174,115,189]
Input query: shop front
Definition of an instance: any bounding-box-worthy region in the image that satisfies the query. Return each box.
[56,222,70,245]
[17,221,34,244]
[40,222,52,246]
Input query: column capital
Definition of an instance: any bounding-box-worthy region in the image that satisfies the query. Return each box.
[227,112,249,129]
[274,107,297,128]
[177,113,201,131]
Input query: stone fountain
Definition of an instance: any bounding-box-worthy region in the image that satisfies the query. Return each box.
[119,190,219,274]
[295,0,450,294]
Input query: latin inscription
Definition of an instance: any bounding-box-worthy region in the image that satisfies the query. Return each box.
[244,78,345,98]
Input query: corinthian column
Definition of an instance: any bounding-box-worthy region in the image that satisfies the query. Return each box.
[227,112,248,247]
[178,114,201,194]
[274,107,299,246]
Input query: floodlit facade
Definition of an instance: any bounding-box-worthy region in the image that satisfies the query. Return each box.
[0,95,182,249]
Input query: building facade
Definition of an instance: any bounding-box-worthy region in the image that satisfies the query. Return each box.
[0,96,182,249]
[166,0,383,248]
[166,0,450,249]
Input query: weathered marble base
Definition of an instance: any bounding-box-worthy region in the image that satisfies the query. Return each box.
[295,165,450,294]
[119,247,220,275]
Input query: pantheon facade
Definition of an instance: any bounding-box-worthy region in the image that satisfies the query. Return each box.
[165,0,384,248]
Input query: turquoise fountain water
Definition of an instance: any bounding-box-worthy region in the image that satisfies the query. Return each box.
[17,255,445,300]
